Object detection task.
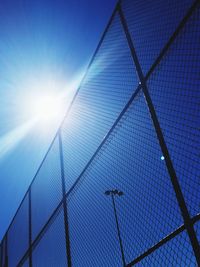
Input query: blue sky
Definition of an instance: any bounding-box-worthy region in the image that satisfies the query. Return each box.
[0,0,199,265]
[0,0,117,240]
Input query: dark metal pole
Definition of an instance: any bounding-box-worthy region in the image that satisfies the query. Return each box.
[28,190,32,267]
[0,242,2,267]
[111,194,126,267]
[118,5,200,265]
[4,234,8,267]
[58,131,72,267]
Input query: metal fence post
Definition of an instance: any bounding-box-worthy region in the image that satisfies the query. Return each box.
[118,4,200,265]
[58,131,72,267]
[29,190,32,267]
[105,190,126,266]
[4,234,8,267]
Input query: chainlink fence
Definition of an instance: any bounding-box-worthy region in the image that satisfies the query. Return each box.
[1,0,200,266]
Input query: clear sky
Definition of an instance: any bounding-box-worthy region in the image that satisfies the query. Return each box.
[0,0,117,240]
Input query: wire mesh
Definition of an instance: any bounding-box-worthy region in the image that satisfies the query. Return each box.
[31,136,63,240]
[32,208,67,267]
[67,185,123,266]
[20,259,29,267]
[132,231,197,266]
[67,91,183,265]
[121,0,193,74]
[61,12,138,193]
[7,194,29,267]
[147,3,200,217]
[0,0,199,266]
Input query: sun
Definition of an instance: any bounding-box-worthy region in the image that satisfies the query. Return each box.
[19,73,84,132]
[27,92,66,127]
[33,95,63,121]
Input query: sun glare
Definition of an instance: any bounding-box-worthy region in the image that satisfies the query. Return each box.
[19,72,84,134]
[32,94,63,122]
[24,91,67,130]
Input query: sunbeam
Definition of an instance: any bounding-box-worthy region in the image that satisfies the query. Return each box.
[0,118,37,159]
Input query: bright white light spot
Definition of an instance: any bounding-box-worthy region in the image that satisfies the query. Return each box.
[161,155,165,161]
[32,94,64,123]
[19,72,84,136]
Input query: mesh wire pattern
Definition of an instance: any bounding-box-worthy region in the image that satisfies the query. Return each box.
[0,0,200,266]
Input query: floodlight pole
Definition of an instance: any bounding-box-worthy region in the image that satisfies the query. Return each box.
[105,189,126,267]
